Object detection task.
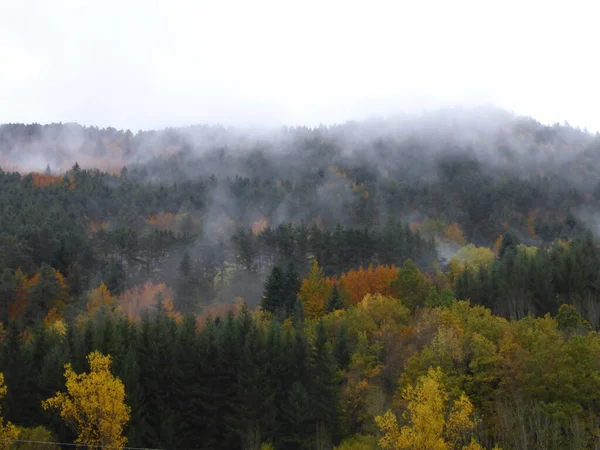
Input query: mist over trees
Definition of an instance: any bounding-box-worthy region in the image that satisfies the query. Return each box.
[3,106,600,448]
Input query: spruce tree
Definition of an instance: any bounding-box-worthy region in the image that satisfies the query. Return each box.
[261,266,285,315]
[334,323,350,370]
[327,283,344,312]
[173,315,204,449]
[175,251,198,314]
[308,320,340,445]
[228,326,276,449]
[283,263,302,317]
[280,381,313,449]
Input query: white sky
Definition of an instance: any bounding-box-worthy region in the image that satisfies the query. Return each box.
[0,0,598,131]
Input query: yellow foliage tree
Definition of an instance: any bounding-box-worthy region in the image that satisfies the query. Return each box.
[44,307,67,337]
[87,281,117,316]
[375,367,481,450]
[0,373,19,450]
[42,351,131,449]
[449,245,495,282]
[298,260,333,319]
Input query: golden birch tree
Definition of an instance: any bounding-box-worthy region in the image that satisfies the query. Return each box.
[42,351,131,449]
[375,367,482,450]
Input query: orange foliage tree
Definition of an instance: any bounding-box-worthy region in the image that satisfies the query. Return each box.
[443,222,467,246]
[88,220,109,235]
[145,213,177,230]
[30,173,62,187]
[8,267,68,320]
[8,269,30,320]
[118,282,180,321]
[339,265,398,306]
[251,217,269,235]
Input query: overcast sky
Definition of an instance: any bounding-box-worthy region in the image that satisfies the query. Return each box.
[1,0,598,131]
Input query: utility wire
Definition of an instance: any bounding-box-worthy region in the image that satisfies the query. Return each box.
[0,438,165,450]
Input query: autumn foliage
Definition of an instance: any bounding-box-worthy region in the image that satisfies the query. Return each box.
[30,173,62,187]
[145,212,178,229]
[339,265,398,306]
[298,261,334,319]
[118,282,179,321]
[42,352,131,449]
[7,267,68,320]
[251,217,269,235]
[88,220,109,235]
[443,222,467,247]
[376,367,481,450]
[0,373,18,449]
[87,281,117,316]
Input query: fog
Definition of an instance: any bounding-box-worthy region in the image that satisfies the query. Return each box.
[1,0,599,131]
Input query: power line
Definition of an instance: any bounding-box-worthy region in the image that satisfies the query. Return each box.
[0,438,165,450]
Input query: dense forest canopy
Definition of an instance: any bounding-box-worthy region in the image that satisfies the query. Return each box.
[3,107,600,449]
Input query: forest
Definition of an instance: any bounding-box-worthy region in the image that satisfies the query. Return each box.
[2,107,600,448]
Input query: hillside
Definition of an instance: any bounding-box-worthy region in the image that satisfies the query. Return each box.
[2,108,600,448]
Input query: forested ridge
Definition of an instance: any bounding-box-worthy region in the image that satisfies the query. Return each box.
[2,107,600,448]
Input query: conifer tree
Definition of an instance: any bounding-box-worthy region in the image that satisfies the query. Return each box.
[308,320,340,445]
[261,266,285,315]
[327,283,344,312]
[283,262,302,316]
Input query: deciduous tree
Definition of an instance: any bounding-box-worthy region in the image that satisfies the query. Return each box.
[299,261,333,319]
[375,367,481,450]
[42,351,131,449]
[0,373,19,450]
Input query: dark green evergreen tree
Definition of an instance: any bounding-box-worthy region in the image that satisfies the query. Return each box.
[283,262,302,316]
[261,266,285,315]
[307,320,341,446]
[327,283,344,312]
